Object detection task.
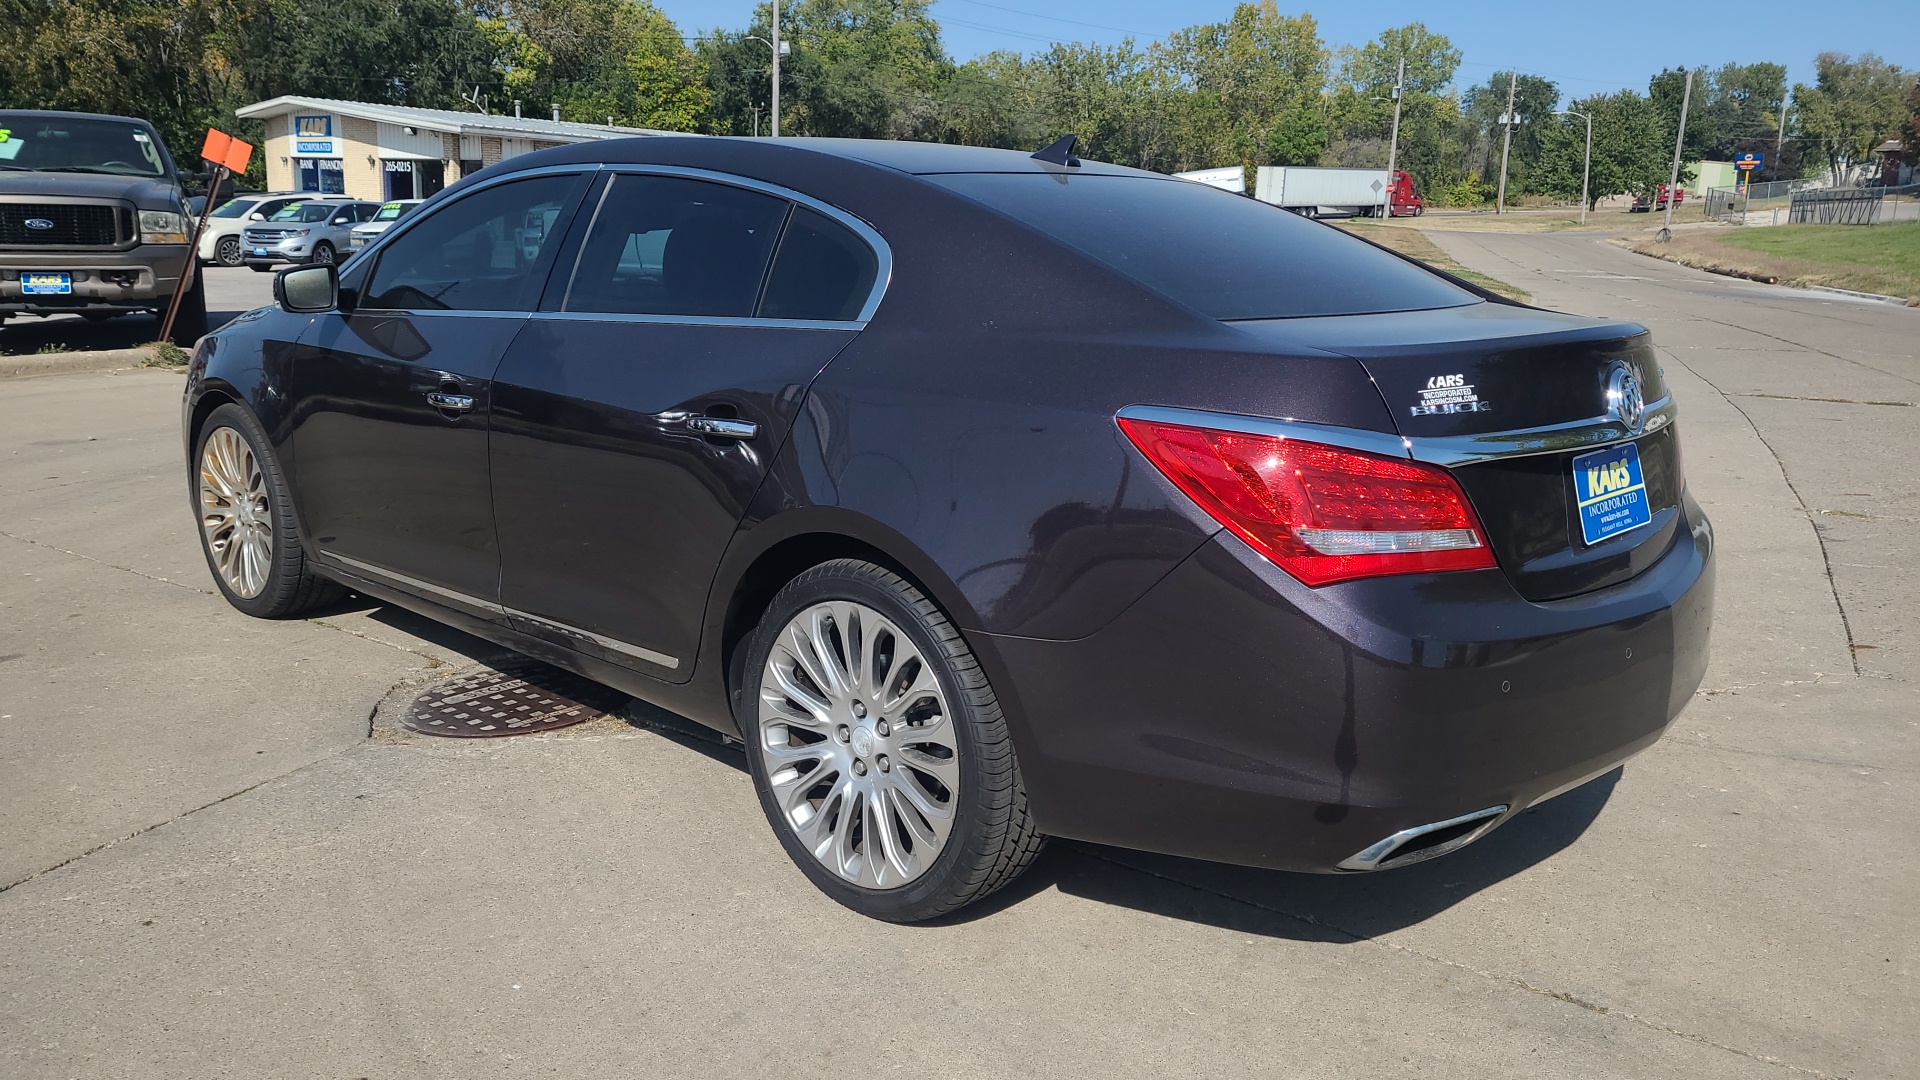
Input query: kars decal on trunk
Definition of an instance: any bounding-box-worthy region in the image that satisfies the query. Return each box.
[1409,373,1491,417]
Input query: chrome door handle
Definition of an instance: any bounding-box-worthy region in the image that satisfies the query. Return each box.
[426,391,475,412]
[687,416,758,440]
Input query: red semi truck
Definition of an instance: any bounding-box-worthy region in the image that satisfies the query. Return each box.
[1254,166,1425,218]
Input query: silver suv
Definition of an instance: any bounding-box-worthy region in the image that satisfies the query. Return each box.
[240,199,377,271]
[348,199,423,253]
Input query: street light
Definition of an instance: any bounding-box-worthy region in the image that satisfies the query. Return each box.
[742,31,790,137]
[1556,109,1592,225]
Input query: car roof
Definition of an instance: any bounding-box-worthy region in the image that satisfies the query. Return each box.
[530,135,1152,179]
[0,108,155,127]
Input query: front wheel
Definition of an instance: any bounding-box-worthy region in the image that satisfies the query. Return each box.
[193,403,344,618]
[736,559,1045,922]
[215,236,244,267]
[311,242,335,266]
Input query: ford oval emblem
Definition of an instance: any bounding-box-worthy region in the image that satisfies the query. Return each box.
[1605,362,1646,433]
[24,218,55,230]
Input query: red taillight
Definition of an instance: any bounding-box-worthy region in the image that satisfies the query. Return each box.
[1118,417,1497,586]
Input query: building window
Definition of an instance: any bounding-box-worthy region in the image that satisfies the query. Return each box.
[295,157,345,195]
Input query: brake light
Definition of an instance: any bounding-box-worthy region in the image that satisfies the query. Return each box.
[1119,417,1497,586]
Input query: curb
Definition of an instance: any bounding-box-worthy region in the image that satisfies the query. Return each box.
[1805,284,1914,306]
[0,346,163,380]
[1616,243,1917,306]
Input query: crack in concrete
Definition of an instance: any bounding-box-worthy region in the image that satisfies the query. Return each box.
[1073,845,1851,1079]
[0,529,211,596]
[1734,393,1916,408]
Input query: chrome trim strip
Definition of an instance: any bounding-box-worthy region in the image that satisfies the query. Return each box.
[1406,395,1677,467]
[1336,805,1507,872]
[528,310,862,332]
[318,550,680,670]
[1116,404,1413,460]
[504,608,679,670]
[323,551,507,615]
[1116,398,1676,469]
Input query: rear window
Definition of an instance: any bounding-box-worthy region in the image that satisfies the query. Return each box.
[923,173,1475,320]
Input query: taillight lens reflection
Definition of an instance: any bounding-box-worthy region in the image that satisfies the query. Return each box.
[1119,417,1497,586]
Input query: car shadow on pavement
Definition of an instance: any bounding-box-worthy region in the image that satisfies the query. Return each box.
[944,770,1620,940]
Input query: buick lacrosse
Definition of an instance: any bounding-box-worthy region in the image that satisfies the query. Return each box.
[184,137,1713,921]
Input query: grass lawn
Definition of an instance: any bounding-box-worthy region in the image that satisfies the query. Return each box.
[1624,221,1920,303]
[1337,221,1532,303]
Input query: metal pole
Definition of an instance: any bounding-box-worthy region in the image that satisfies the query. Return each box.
[1496,71,1517,214]
[770,0,780,138]
[1660,69,1693,241]
[1383,56,1405,219]
[1774,87,1789,183]
[1557,110,1591,225]
[159,164,226,346]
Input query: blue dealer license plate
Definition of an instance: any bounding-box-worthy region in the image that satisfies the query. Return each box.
[22,272,71,295]
[1573,441,1652,545]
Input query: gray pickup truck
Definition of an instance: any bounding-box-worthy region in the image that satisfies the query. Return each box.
[0,110,206,346]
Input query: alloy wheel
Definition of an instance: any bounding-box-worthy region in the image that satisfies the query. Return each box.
[756,600,960,890]
[216,237,243,266]
[198,427,273,599]
[312,243,335,266]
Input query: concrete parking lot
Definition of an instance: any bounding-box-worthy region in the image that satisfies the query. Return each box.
[0,265,276,355]
[0,239,1912,1079]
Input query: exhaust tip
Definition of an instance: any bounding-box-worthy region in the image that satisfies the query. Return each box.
[1337,805,1507,872]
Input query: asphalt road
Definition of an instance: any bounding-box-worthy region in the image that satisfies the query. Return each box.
[0,237,1913,1079]
[0,265,277,354]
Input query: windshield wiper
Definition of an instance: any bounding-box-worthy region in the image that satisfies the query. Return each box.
[36,166,133,175]
[0,164,32,172]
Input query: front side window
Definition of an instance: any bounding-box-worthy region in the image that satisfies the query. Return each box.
[363,174,579,312]
[562,174,787,317]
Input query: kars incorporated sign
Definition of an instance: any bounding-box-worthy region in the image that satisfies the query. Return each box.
[295,138,338,156]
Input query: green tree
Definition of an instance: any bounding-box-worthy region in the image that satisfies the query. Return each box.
[1792,52,1912,181]
[1161,2,1327,172]
[1266,107,1325,165]
[1705,61,1787,160]
[476,0,707,129]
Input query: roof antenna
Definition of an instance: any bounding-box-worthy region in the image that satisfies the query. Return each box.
[1031,134,1081,167]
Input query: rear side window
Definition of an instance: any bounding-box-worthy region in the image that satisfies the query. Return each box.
[363,174,579,311]
[563,174,787,317]
[924,173,1475,320]
[760,208,879,321]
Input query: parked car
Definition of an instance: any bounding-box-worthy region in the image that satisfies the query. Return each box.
[0,109,205,344]
[239,199,377,270]
[347,199,423,252]
[184,137,1714,922]
[1631,184,1686,212]
[196,191,326,266]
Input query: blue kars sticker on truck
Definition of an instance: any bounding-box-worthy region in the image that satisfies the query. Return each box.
[1572,441,1651,545]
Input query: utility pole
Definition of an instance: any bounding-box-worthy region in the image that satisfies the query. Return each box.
[1660,68,1693,241]
[1383,56,1405,218]
[1495,70,1517,214]
[770,0,781,138]
[1774,86,1790,183]
[1557,109,1593,225]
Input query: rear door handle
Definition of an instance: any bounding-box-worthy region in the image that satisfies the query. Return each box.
[687,416,758,440]
[426,391,475,412]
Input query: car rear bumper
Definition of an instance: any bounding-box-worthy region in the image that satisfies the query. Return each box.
[0,245,187,311]
[977,490,1714,873]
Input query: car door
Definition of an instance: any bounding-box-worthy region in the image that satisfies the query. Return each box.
[489,169,884,679]
[286,170,591,619]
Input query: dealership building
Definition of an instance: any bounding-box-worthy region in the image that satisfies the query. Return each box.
[234,96,672,201]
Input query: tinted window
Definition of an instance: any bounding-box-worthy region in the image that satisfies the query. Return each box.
[760,208,879,321]
[269,203,336,223]
[924,173,1475,320]
[0,113,168,176]
[364,175,578,312]
[211,198,259,219]
[562,174,786,317]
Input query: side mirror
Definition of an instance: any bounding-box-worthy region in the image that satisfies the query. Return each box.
[275,263,338,313]
[249,212,266,220]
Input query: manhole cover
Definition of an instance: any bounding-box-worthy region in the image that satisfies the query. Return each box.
[403,660,627,738]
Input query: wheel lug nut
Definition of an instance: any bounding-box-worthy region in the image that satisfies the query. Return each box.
[836,725,850,743]
[877,755,890,772]
[875,720,889,737]
[852,759,868,776]
[851,701,866,718]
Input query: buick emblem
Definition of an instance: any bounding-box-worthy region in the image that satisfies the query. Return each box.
[1605,362,1646,432]
[24,217,54,230]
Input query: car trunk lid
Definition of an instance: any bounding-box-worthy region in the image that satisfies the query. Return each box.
[1229,305,1681,602]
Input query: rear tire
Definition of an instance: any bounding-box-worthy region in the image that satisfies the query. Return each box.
[735,559,1045,922]
[192,403,345,618]
[168,271,207,347]
[215,236,244,267]
[311,242,335,266]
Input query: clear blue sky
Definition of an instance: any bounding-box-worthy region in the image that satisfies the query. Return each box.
[656,0,1919,100]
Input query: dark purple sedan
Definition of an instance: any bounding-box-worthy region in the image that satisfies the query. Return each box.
[183,137,1713,921]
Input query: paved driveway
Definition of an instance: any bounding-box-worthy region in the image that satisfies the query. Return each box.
[0,236,1912,1079]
